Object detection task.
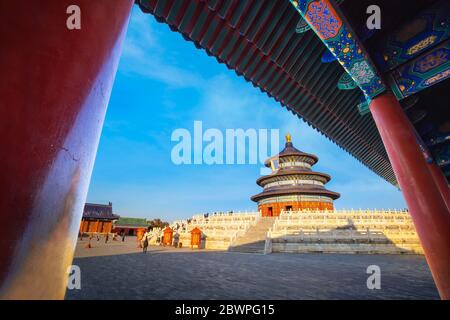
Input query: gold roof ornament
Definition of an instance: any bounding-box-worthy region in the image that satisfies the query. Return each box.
[286,133,291,143]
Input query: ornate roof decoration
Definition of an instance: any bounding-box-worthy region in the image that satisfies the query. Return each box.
[337,72,357,90]
[388,41,450,100]
[374,1,450,72]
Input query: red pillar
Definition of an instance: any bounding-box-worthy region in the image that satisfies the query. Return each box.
[0,0,134,299]
[428,163,450,211]
[369,92,450,299]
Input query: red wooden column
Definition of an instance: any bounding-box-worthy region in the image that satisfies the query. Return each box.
[428,163,450,211]
[370,92,450,299]
[0,0,133,299]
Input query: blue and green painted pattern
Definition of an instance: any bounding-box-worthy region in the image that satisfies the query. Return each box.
[388,40,450,100]
[321,50,336,63]
[357,97,370,116]
[289,0,386,100]
[337,72,357,90]
[375,0,450,72]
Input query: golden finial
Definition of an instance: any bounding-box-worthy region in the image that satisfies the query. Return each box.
[286,133,291,143]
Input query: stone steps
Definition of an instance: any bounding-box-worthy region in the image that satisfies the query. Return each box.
[229,241,266,254]
[228,218,276,253]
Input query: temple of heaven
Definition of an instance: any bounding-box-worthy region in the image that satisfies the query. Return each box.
[251,134,340,217]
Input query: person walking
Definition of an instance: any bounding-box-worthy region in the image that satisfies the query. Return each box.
[142,231,149,254]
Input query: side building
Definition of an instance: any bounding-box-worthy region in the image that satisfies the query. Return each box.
[112,217,150,236]
[79,202,120,234]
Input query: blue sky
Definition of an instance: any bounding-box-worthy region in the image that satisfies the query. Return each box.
[86,7,406,221]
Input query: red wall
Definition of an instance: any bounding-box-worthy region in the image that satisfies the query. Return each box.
[111,227,146,236]
[259,201,334,217]
[79,220,113,233]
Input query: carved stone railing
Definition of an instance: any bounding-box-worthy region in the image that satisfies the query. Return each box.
[229,221,254,246]
[263,235,272,255]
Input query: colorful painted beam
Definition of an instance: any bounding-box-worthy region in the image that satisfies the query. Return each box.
[289,0,386,100]
[295,0,345,34]
[322,25,376,64]
[375,0,450,72]
[388,39,450,100]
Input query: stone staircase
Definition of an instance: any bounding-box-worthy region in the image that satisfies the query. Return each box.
[229,217,276,254]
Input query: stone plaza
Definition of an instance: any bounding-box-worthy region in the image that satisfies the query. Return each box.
[65,238,439,300]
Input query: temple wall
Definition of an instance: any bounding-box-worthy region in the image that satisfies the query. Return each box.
[270,242,423,254]
[179,212,259,250]
[171,209,423,255]
[268,209,423,254]
[259,201,333,217]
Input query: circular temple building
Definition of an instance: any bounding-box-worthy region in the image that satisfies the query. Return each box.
[251,134,340,217]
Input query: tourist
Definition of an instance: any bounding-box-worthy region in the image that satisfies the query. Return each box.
[121,231,126,242]
[142,231,149,254]
[173,232,180,248]
[105,233,109,244]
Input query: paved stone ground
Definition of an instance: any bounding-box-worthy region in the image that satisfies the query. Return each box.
[74,235,143,258]
[66,239,439,300]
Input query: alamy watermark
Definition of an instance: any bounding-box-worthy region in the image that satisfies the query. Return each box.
[366,5,381,30]
[366,265,381,290]
[171,121,280,174]
[66,5,81,30]
[67,265,81,290]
